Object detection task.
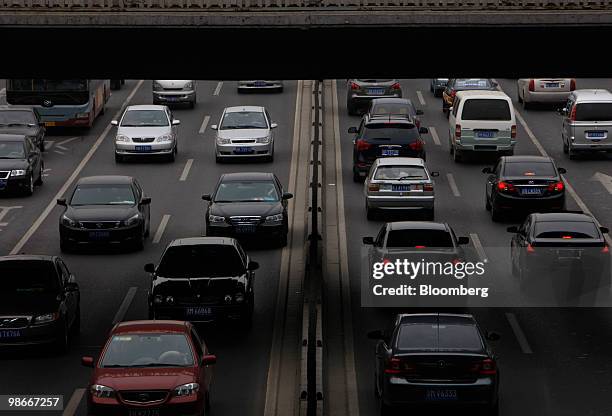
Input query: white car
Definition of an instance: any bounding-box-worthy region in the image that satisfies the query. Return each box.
[152,80,196,108]
[211,106,277,163]
[517,78,575,109]
[112,105,179,163]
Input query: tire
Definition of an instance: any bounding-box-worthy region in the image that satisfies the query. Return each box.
[453,147,463,163]
[24,173,34,196]
[53,320,69,354]
[562,137,569,154]
[167,147,176,163]
[60,238,73,253]
[522,98,532,110]
[133,228,145,251]
[115,153,124,163]
[71,305,81,335]
[144,217,151,238]
[353,169,362,183]
[35,164,43,185]
[277,86,284,93]
[278,232,288,248]
[216,156,223,163]
[189,100,195,109]
[568,145,577,160]
[491,204,504,222]
[485,194,492,211]
[517,89,523,103]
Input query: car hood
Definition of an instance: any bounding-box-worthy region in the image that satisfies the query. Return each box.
[0,126,39,136]
[93,367,197,391]
[209,202,282,218]
[0,293,59,315]
[216,129,269,140]
[0,159,28,171]
[152,276,247,296]
[116,126,171,138]
[65,205,138,222]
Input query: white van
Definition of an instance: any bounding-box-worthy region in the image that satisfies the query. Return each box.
[448,90,516,162]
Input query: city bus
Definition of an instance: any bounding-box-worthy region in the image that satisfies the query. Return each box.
[5,79,111,128]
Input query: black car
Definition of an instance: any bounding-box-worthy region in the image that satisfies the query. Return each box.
[346,79,402,116]
[508,212,610,292]
[57,175,151,252]
[350,114,428,182]
[442,78,498,115]
[483,156,566,222]
[203,172,292,246]
[369,313,500,416]
[0,134,44,196]
[0,255,80,353]
[0,106,45,151]
[366,98,424,128]
[146,237,257,326]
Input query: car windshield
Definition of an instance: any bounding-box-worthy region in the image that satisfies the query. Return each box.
[363,124,419,142]
[121,110,169,127]
[374,165,427,180]
[370,103,414,117]
[70,184,136,206]
[220,111,268,129]
[535,221,599,239]
[215,181,279,202]
[575,103,612,121]
[396,323,483,351]
[454,79,492,90]
[0,142,25,159]
[0,111,37,126]
[0,260,59,294]
[157,244,245,278]
[386,229,454,248]
[503,162,556,177]
[101,333,194,368]
[461,99,511,121]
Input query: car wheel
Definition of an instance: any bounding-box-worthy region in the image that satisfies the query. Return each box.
[522,97,532,110]
[562,137,569,154]
[133,229,145,251]
[485,194,492,211]
[60,238,72,253]
[568,145,577,160]
[167,147,176,163]
[35,164,43,185]
[24,173,34,196]
[53,320,69,354]
[115,153,123,163]
[353,169,362,183]
[71,305,81,335]
[278,232,288,248]
[491,203,504,222]
[453,147,462,163]
[517,88,523,103]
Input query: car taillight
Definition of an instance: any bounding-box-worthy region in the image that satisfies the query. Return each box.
[570,79,576,91]
[368,183,380,192]
[527,243,536,253]
[479,358,497,375]
[547,181,564,192]
[511,125,517,139]
[350,82,360,90]
[356,139,372,152]
[562,235,572,239]
[455,124,461,138]
[602,244,610,254]
[415,245,426,249]
[569,105,576,121]
[423,183,433,191]
[384,357,401,374]
[497,181,515,193]
[528,79,535,92]
[409,139,423,151]
[391,82,401,90]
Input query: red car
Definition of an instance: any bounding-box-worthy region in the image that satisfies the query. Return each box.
[81,320,216,416]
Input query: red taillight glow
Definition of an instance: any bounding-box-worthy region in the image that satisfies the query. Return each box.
[391,82,401,90]
[527,243,536,253]
[602,245,610,254]
[350,82,360,90]
[409,139,423,151]
[450,89,457,98]
[569,105,576,121]
[455,124,461,138]
[356,139,372,152]
[562,235,572,239]
[547,181,564,192]
[528,79,535,92]
[480,358,497,375]
[423,183,434,191]
[570,79,576,91]
[497,181,515,192]
[511,125,517,139]
[415,245,426,249]
[384,357,401,374]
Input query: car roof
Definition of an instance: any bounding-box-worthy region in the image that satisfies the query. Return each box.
[168,237,237,247]
[220,172,274,181]
[531,212,594,223]
[501,155,553,163]
[572,89,612,101]
[374,157,425,167]
[225,106,264,113]
[396,313,476,326]
[77,175,134,185]
[0,134,26,142]
[125,104,167,111]
[387,221,449,231]
[112,320,190,334]
[456,90,508,99]
[0,254,57,263]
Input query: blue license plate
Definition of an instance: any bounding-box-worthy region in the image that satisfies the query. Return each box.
[520,188,542,196]
[89,231,110,239]
[392,185,411,192]
[476,131,495,138]
[545,82,560,88]
[166,96,179,101]
[587,131,606,139]
[234,147,254,154]
[0,330,21,338]
[368,88,385,95]
[425,389,457,401]
[0,179,6,190]
[381,149,399,156]
[236,224,257,233]
[135,145,152,152]
[186,307,213,318]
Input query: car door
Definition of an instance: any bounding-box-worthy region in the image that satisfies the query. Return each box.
[25,138,41,178]
[486,159,501,203]
[133,180,150,231]
[168,108,178,141]
[515,217,532,269]
[448,97,460,146]
[191,328,213,390]
[57,259,78,325]
[265,109,274,143]
[561,96,574,145]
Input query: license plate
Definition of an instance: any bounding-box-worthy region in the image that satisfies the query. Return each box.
[520,188,542,196]
[368,88,385,95]
[234,147,254,154]
[235,224,257,233]
[0,329,21,338]
[476,131,495,138]
[165,96,179,101]
[128,409,160,416]
[135,145,152,152]
[425,389,457,401]
[392,184,411,192]
[255,81,266,86]
[186,307,213,318]
[586,131,606,139]
[45,121,56,127]
[88,231,110,239]
[545,82,560,88]
[381,149,399,156]
[0,179,6,190]
[556,249,581,259]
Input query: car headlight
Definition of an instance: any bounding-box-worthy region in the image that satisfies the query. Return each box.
[173,382,199,397]
[61,214,78,227]
[256,135,271,144]
[123,213,141,226]
[265,214,284,223]
[216,137,231,145]
[90,384,115,398]
[76,112,90,119]
[115,134,130,142]
[156,134,173,143]
[184,81,194,90]
[153,81,163,91]
[10,169,26,177]
[33,312,59,324]
[234,292,245,303]
[208,215,225,223]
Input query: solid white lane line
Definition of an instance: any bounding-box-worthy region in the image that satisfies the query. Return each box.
[505,312,533,354]
[446,173,461,197]
[9,80,144,255]
[45,140,55,150]
[213,82,223,96]
[53,150,65,155]
[469,233,488,263]
[416,90,426,106]
[56,136,80,146]
[198,115,210,134]
[62,388,85,416]
[112,287,138,324]
[429,126,441,146]
[179,159,194,181]
[152,214,171,244]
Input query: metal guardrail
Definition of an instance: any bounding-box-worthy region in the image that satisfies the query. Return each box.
[1,0,611,9]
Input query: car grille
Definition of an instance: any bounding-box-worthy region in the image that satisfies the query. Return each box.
[0,316,31,329]
[232,139,257,144]
[79,221,121,230]
[229,216,262,225]
[0,171,9,180]
[132,137,156,143]
[119,390,169,405]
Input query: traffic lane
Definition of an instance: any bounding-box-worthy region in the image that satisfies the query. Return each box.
[0,81,298,416]
[0,80,142,255]
[494,78,612,229]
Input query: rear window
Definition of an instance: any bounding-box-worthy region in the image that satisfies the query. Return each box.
[157,244,245,278]
[0,260,59,294]
[454,79,492,90]
[374,165,427,180]
[535,221,599,239]
[371,103,414,117]
[363,124,419,142]
[461,99,511,121]
[575,103,612,121]
[386,229,454,248]
[503,162,556,177]
[396,324,483,351]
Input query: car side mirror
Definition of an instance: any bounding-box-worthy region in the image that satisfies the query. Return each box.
[486,331,501,341]
[430,171,440,177]
[600,227,609,234]
[557,167,567,174]
[270,123,278,129]
[482,167,493,174]
[248,261,259,271]
[81,356,95,368]
[140,197,152,205]
[367,330,384,340]
[457,236,469,245]
[172,119,181,126]
[144,263,155,273]
[416,109,424,115]
[348,127,358,134]
[210,125,218,130]
[282,192,293,200]
[363,236,374,245]
[448,106,453,113]
[201,354,217,366]
[419,127,429,134]
[111,120,118,126]
[57,198,67,206]
[557,108,567,116]
[201,194,212,201]
[506,226,519,233]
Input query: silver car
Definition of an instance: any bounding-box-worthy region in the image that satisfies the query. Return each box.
[211,106,277,162]
[112,105,179,163]
[559,89,612,159]
[364,157,438,221]
[517,78,575,109]
[237,80,283,93]
[152,80,196,108]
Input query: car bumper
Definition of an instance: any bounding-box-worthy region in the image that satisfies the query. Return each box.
[569,141,612,151]
[215,142,273,157]
[0,321,62,347]
[206,222,285,239]
[60,224,142,245]
[348,93,402,107]
[0,176,30,192]
[524,90,569,103]
[238,81,283,90]
[152,304,250,323]
[366,195,434,210]
[88,397,203,416]
[153,91,196,103]
[493,192,565,211]
[115,142,175,155]
[455,141,515,152]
